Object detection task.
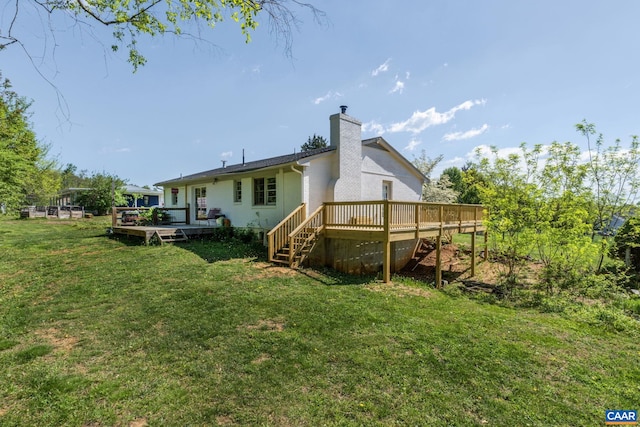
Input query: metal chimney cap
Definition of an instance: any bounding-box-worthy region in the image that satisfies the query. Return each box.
[340,105,348,114]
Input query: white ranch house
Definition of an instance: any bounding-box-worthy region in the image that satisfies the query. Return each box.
[155,110,426,232]
[153,108,485,282]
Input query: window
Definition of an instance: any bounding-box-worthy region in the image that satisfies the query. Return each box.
[195,187,207,219]
[234,180,242,203]
[143,195,150,206]
[382,181,392,200]
[172,193,178,205]
[267,177,276,205]
[254,177,276,205]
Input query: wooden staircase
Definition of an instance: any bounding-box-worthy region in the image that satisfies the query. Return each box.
[152,228,188,244]
[272,227,321,267]
[268,204,325,268]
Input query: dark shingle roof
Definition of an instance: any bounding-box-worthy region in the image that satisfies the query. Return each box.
[155,146,335,186]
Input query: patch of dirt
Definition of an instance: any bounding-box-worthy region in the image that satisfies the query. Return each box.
[398,239,544,291]
[251,262,298,278]
[129,418,148,427]
[242,319,285,332]
[35,328,78,353]
[251,353,271,364]
[400,241,476,282]
[216,415,234,426]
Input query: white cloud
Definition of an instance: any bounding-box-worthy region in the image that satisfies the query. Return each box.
[220,151,233,159]
[389,80,404,94]
[388,99,486,134]
[362,120,385,135]
[313,90,343,105]
[443,124,489,141]
[371,58,391,76]
[115,147,131,153]
[404,139,422,151]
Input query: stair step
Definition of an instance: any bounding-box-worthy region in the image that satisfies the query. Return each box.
[153,229,188,243]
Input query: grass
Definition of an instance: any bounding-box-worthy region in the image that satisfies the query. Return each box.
[0,216,639,426]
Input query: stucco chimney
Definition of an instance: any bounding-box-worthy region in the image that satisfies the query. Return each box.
[329,107,362,201]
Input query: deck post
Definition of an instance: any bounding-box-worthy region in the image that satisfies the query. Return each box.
[289,235,295,266]
[112,207,117,227]
[382,200,391,283]
[435,234,442,288]
[186,203,191,225]
[415,203,420,239]
[483,228,488,260]
[471,231,477,277]
[471,208,478,276]
[436,205,444,288]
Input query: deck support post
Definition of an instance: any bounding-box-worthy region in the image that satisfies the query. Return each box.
[382,200,392,283]
[483,229,488,260]
[471,231,476,277]
[435,235,442,288]
[471,208,478,277]
[436,205,444,288]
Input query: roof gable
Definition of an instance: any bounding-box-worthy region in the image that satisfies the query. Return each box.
[362,137,427,181]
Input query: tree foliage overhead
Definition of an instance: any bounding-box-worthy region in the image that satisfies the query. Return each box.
[300,133,327,152]
[0,73,59,210]
[2,0,323,71]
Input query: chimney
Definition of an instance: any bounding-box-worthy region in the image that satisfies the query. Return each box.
[329,106,362,201]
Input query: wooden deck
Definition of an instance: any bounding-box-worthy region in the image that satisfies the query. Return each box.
[268,201,486,284]
[111,224,218,244]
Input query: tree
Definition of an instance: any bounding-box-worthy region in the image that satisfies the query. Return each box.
[75,173,127,215]
[441,165,482,204]
[0,73,59,211]
[475,144,540,291]
[300,134,327,152]
[614,215,640,279]
[576,121,640,236]
[576,121,640,271]
[60,163,91,189]
[412,150,457,203]
[2,1,324,71]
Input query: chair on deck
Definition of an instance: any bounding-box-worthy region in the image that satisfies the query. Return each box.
[206,208,222,226]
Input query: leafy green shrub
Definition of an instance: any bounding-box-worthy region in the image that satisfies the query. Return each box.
[614,216,640,282]
[622,297,640,317]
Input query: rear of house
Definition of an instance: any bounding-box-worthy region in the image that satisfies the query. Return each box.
[154,109,425,235]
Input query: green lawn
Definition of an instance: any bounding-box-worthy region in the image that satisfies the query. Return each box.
[0,217,638,426]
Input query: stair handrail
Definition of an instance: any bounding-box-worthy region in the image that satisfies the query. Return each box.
[288,204,325,266]
[267,203,306,262]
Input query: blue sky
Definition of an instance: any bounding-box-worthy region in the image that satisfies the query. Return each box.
[3,1,640,187]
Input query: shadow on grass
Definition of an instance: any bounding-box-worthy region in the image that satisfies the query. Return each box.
[180,236,268,264]
[108,230,375,286]
[296,266,375,286]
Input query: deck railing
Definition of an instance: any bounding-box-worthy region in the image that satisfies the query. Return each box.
[323,201,484,231]
[269,201,484,262]
[111,205,191,227]
[267,203,306,261]
[325,201,385,229]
